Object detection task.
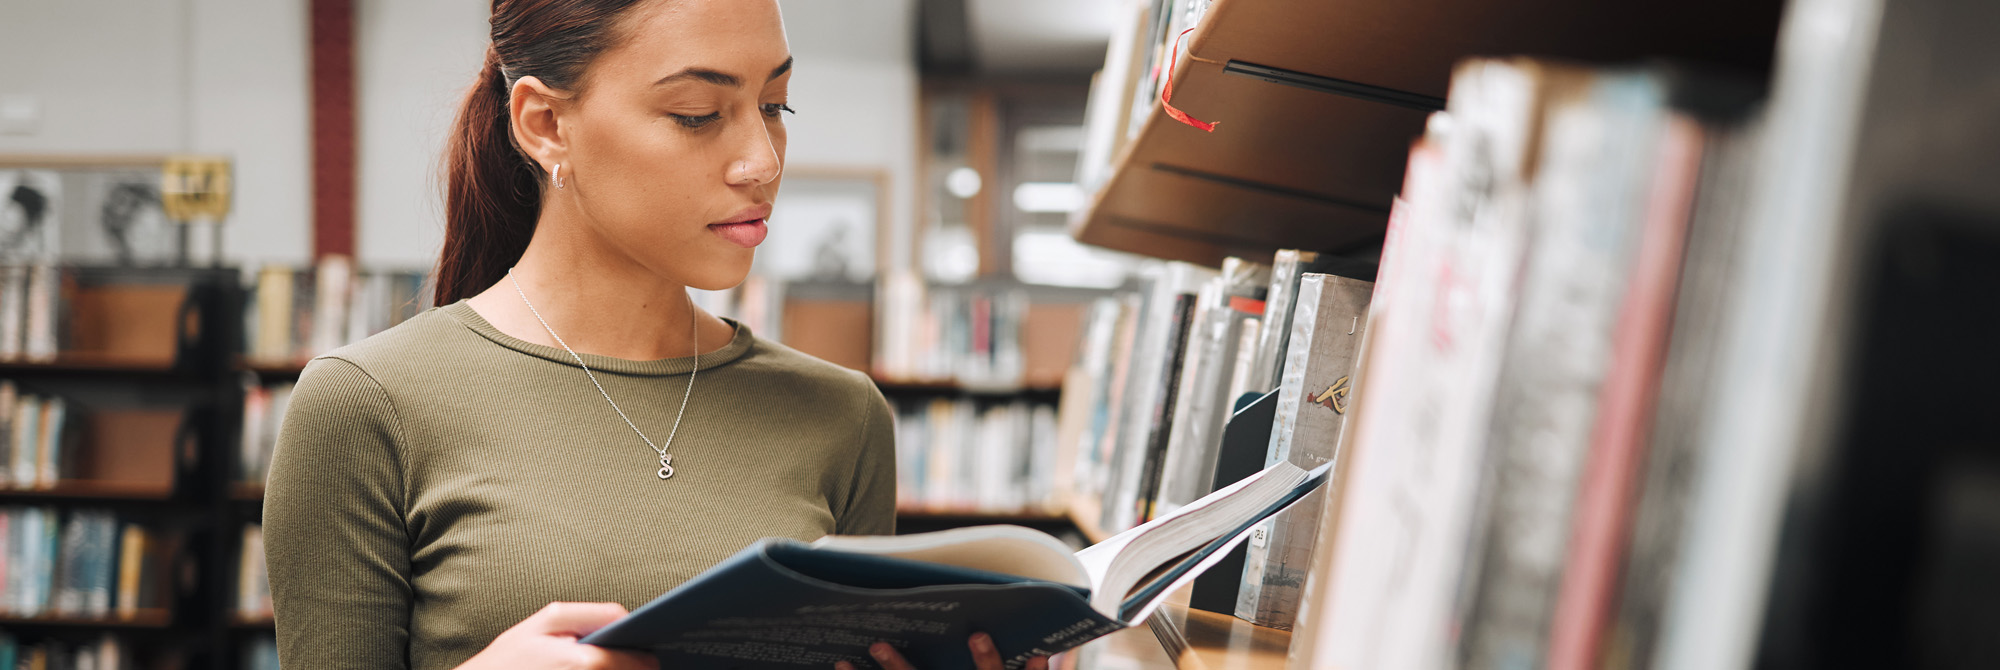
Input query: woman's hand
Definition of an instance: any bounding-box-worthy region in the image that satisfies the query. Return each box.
[833,633,1050,670]
[456,602,658,670]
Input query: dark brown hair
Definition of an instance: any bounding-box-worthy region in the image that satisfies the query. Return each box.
[435,0,649,305]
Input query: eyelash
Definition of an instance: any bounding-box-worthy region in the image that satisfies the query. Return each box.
[669,104,795,130]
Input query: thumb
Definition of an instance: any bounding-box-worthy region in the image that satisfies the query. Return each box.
[520,602,632,637]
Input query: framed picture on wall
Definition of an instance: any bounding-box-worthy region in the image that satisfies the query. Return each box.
[755,169,886,283]
[0,156,180,265]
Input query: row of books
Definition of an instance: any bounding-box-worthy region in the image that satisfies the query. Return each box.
[1053,249,1372,629]
[237,380,294,486]
[873,272,1029,389]
[1077,0,1216,193]
[892,397,1059,514]
[0,265,63,363]
[1285,59,1770,670]
[0,383,74,490]
[245,257,431,365]
[0,507,171,620]
[0,634,129,670]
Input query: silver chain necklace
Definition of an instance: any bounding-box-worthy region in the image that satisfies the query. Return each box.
[507,268,696,480]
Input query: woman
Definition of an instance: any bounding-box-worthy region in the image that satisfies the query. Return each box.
[263,2,1039,669]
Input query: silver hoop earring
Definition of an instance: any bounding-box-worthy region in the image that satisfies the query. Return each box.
[551,163,565,189]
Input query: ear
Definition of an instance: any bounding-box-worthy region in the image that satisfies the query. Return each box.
[508,76,569,172]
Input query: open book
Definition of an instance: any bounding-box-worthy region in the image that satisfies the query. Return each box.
[581,460,1331,669]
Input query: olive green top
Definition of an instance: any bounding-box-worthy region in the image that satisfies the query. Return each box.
[263,301,896,670]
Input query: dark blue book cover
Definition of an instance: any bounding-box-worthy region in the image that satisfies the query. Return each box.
[582,542,1124,670]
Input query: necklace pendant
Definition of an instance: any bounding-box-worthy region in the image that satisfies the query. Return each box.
[658,454,675,480]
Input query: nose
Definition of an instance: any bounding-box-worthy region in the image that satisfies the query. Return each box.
[728,120,782,187]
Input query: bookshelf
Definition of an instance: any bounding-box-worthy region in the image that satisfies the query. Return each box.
[1071,0,1785,267]
[0,266,248,669]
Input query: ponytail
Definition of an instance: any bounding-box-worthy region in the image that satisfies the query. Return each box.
[435,48,541,305]
[435,0,647,305]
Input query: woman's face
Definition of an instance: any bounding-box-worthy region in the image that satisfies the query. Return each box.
[552,0,790,291]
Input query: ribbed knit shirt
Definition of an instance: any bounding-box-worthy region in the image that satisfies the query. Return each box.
[262,301,896,670]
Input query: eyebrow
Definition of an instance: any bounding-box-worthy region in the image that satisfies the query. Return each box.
[653,56,795,88]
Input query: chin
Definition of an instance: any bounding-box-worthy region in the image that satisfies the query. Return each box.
[682,255,756,292]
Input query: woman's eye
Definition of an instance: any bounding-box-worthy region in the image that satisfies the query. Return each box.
[761,103,796,118]
[670,112,722,129]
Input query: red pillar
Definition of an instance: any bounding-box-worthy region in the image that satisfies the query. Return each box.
[310,0,356,260]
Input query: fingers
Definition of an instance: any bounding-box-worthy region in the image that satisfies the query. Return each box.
[521,601,633,637]
[573,644,660,670]
[870,642,918,670]
[1025,655,1050,670]
[969,633,1005,670]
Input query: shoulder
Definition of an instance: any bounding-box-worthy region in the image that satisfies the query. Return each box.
[734,335,886,414]
[309,307,470,378]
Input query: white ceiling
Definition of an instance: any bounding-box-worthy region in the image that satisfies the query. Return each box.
[966,0,1119,73]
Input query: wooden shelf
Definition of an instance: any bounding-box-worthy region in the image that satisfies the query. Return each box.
[236,357,307,378]
[1071,0,1784,266]
[229,614,276,629]
[1065,498,1112,545]
[0,354,181,375]
[0,480,175,501]
[0,608,173,629]
[1078,601,1291,670]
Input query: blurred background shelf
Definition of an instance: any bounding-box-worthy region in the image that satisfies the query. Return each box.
[0,481,177,502]
[0,609,174,630]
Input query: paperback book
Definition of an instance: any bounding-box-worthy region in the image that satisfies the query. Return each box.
[584,460,1331,669]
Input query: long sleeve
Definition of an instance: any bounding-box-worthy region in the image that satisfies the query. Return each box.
[264,356,414,670]
[835,381,898,536]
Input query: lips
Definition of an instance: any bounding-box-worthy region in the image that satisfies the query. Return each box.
[709,219,768,248]
[709,204,773,248]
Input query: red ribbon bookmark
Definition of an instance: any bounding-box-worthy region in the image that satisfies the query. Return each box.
[1162,27,1217,132]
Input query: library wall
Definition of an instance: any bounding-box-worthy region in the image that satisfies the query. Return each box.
[0,0,921,272]
[0,0,314,267]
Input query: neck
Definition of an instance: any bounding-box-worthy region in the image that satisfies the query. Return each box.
[465,213,733,362]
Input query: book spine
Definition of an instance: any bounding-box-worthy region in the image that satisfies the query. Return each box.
[13,396,40,490]
[1545,114,1704,670]
[1133,292,1198,524]
[37,398,64,489]
[1235,274,1373,629]
[1454,71,1667,670]
[0,380,13,485]
[0,266,24,362]
[115,523,144,618]
[23,264,57,363]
